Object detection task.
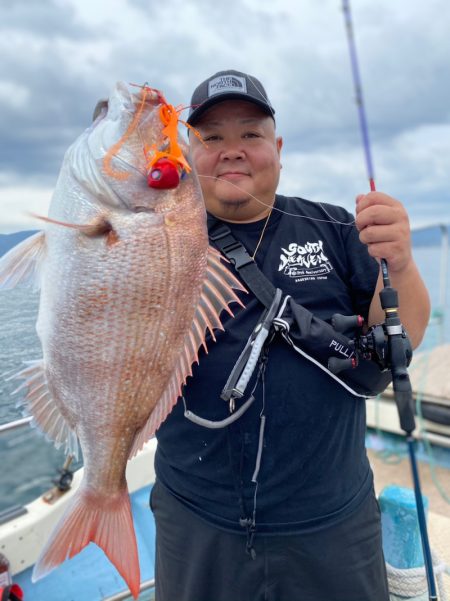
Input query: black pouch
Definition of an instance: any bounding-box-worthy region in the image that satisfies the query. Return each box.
[274,296,393,398]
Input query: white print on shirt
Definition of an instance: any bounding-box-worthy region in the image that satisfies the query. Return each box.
[278,240,334,282]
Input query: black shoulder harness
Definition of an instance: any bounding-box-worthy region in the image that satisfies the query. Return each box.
[207,214,276,309]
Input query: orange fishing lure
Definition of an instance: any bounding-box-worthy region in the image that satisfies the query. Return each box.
[102,84,194,190]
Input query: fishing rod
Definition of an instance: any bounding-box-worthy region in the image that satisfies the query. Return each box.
[341,2,438,600]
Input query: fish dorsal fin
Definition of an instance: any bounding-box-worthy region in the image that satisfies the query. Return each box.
[129,246,245,457]
[0,231,46,290]
[11,359,79,460]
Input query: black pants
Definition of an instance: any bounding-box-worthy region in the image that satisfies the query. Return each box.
[150,481,389,601]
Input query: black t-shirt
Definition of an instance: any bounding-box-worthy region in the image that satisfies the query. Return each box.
[155,195,379,534]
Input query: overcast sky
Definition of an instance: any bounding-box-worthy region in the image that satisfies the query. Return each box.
[1,0,449,232]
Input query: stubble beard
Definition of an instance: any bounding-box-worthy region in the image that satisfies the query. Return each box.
[219,196,251,214]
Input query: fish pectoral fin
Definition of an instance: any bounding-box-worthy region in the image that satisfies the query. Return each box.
[128,246,246,457]
[11,359,79,460]
[32,213,119,244]
[195,246,246,341]
[0,230,46,290]
[32,486,141,599]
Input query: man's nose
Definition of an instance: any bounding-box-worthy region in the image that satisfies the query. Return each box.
[220,143,245,160]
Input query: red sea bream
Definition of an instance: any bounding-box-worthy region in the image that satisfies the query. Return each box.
[0,82,244,598]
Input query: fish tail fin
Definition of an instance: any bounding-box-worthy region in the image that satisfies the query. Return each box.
[32,486,141,599]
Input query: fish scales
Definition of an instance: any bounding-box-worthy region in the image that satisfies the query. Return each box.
[44,210,206,425]
[0,82,244,598]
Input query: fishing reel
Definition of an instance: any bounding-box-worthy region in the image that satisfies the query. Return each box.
[328,313,412,374]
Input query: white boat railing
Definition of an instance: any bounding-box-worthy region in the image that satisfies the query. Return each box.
[0,416,32,434]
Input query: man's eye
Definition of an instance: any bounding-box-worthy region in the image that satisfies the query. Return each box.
[243,132,260,139]
[203,134,220,142]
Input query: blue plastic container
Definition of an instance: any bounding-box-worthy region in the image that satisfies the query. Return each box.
[379,485,429,569]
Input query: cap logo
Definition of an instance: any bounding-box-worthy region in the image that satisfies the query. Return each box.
[208,75,247,97]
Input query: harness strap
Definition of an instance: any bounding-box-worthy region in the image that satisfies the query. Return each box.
[208,216,276,309]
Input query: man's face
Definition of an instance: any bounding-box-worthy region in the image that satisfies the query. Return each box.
[189,100,283,223]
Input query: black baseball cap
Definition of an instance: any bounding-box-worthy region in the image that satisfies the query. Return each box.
[187,69,275,125]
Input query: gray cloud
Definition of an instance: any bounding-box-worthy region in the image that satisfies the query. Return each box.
[0,0,112,183]
[1,0,95,39]
[0,0,449,231]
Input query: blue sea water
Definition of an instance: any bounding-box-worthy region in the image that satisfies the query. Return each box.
[0,225,449,513]
[0,289,75,512]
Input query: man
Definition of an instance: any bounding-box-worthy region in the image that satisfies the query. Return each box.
[151,70,430,601]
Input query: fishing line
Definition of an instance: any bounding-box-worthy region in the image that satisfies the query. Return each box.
[96,84,354,227]
[197,175,356,226]
[99,151,356,228]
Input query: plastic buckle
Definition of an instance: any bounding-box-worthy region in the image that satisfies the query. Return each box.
[222,242,254,269]
[209,223,254,269]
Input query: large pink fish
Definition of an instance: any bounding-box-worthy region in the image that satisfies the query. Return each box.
[0,82,243,598]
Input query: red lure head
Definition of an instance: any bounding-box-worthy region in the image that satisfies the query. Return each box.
[147,157,181,189]
[145,101,191,189]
